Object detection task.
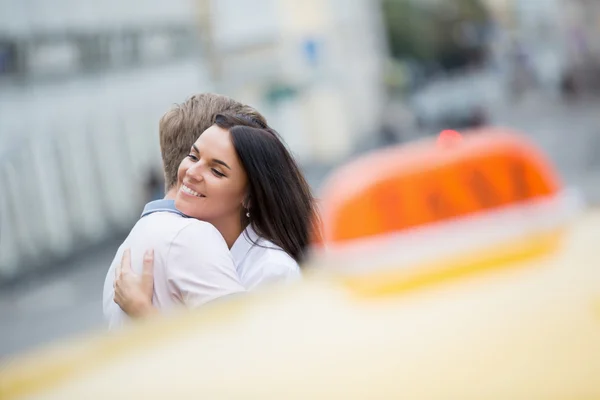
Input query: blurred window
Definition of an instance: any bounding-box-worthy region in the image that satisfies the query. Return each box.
[0,39,19,76]
[0,24,199,83]
[212,0,278,49]
[27,34,79,77]
[108,30,139,67]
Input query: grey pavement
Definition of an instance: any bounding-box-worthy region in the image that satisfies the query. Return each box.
[0,241,119,358]
[1,91,599,359]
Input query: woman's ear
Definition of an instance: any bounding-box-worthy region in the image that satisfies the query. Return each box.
[242,194,252,211]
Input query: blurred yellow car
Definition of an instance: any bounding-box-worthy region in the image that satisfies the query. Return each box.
[1,128,599,399]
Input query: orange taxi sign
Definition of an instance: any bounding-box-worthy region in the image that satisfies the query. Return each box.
[319,129,561,244]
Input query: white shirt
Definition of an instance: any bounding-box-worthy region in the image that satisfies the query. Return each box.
[231,225,301,290]
[103,212,244,330]
[103,213,301,329]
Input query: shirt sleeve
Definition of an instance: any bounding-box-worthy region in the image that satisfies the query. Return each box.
[166,221,246,308]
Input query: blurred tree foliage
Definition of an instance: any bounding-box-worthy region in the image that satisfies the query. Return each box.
[382,0,491,71]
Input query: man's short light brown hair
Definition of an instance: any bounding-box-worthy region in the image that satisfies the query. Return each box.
[159,93,267,191]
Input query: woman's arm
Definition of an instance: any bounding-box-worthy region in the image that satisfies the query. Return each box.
[114,249,159,318]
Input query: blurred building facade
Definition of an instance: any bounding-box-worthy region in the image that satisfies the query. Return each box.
[0,0,211,281]
[196,0,388,164]
[484,0,600,95]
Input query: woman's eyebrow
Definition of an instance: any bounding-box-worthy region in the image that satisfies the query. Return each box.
[212,159,231,170]
[193,144,231,170]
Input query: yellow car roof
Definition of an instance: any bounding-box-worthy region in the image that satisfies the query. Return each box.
[2,210,599,399]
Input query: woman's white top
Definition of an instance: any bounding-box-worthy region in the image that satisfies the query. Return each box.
[232,225,302,290]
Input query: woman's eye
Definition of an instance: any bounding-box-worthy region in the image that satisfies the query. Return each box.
[211,168,225,177]
[187,154,199,161]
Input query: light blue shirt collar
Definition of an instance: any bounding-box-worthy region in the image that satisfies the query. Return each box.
[140,199,187,218]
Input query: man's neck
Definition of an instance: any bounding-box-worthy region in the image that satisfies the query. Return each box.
[164,187,177,200]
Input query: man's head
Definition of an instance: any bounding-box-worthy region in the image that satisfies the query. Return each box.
[158,93,267,192]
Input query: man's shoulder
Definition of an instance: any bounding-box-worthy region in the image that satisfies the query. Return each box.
[133,212,214,235]
[113,213,197,252]
[170,218,227,248]
[137,212,224,245]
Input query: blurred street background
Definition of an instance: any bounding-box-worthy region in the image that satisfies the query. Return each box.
[1,0,599,358]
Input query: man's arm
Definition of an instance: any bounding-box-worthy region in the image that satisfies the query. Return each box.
[166,221,246,308]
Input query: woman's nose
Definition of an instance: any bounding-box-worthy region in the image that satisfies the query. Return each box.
[186,162,204,182]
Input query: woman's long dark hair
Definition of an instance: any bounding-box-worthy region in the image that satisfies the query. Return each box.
[214,113,317,263]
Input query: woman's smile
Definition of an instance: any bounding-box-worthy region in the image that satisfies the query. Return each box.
[180,184,205,198]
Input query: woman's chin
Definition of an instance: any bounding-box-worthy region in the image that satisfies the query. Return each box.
[175,196,208,221]
[174,196,193,216]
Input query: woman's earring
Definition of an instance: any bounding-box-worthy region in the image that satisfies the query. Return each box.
[246,210,250,218]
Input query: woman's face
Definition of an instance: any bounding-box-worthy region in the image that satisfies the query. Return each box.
[174,125,247,223]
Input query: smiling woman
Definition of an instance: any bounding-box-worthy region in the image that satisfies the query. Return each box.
[175,122,249,249]
[176,113,317,262]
